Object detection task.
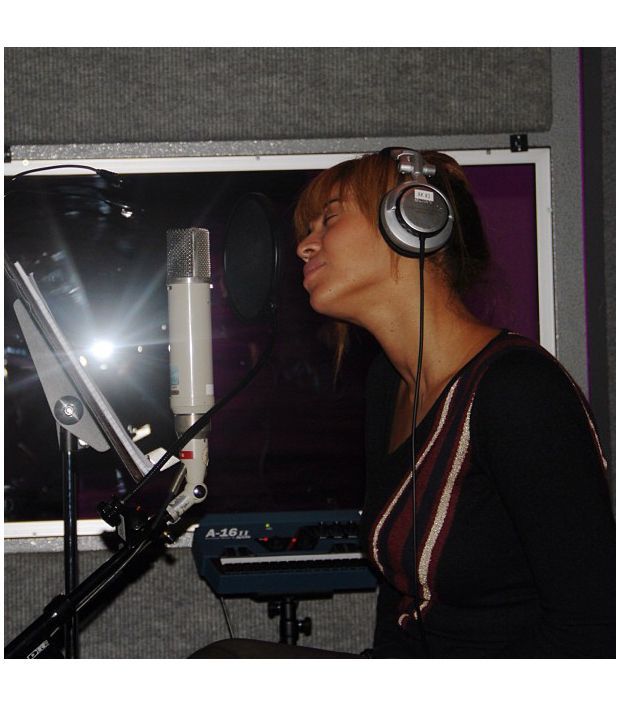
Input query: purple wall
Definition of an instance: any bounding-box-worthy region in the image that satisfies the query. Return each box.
[464,163,540,341]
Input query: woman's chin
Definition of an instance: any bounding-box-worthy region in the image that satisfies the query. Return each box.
[308,288,340,318]
[309,293,355,325]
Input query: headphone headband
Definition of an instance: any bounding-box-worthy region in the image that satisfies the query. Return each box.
[379,147,453,258]
[383,148,437,181]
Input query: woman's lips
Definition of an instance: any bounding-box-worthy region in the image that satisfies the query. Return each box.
[303,260,326,283]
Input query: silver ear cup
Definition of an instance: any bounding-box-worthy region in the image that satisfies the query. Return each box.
[380,181,454,256]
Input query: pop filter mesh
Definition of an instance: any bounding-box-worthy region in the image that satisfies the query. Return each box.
[224,194,278,320]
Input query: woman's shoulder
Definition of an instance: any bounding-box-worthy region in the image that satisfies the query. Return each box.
[472,331,600,444]
[470,332,610,509]
[476,331,582,400]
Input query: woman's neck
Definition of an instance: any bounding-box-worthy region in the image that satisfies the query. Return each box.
[365,282,499,405]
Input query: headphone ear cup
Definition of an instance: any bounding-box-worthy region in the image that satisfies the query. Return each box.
[379,182,454,258]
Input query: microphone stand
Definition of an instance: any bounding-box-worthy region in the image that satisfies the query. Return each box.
[59,425,80,658]
[4,477,183,659]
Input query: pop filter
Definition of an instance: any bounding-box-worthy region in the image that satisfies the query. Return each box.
[223,193,280,321]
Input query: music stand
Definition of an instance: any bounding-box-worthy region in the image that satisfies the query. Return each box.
[6,257,156,657]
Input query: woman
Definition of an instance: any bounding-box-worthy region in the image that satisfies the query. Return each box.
[192,149,614,658]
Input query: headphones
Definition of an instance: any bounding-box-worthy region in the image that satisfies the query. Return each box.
[379,147,454,258]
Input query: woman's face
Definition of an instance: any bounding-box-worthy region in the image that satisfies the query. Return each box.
[296,185,394,324]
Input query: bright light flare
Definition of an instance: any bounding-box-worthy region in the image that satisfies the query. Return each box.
[90,339,115,361]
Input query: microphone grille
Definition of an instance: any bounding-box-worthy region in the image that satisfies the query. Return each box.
[166,228,211,282]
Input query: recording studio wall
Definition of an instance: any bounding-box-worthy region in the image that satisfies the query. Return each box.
[4,47,552,145]
[4,47,615,658]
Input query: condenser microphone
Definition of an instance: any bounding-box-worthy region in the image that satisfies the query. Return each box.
[165,227,214,521]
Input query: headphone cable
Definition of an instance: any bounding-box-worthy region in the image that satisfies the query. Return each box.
[410,239,430,656]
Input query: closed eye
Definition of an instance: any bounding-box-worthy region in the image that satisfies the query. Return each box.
[322,197,342,227]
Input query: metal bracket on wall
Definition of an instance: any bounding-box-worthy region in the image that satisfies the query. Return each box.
[510,134,529,152]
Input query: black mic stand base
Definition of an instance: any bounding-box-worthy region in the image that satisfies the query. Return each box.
[4,514,170,659]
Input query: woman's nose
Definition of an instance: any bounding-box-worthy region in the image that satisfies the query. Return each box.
[296,231,321,262]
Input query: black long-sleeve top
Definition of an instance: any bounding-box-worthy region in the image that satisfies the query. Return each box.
[360,331,615,658]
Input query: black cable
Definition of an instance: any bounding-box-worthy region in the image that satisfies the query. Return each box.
[6,164,122,186]
[6,187,137,214]
[410,239,430,657]
[5,164,137,221]
[218,597,235,639]
[122,305,278,505]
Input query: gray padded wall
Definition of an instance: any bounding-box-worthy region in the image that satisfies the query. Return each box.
[4,47,552,144]
[4,546,377,657]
